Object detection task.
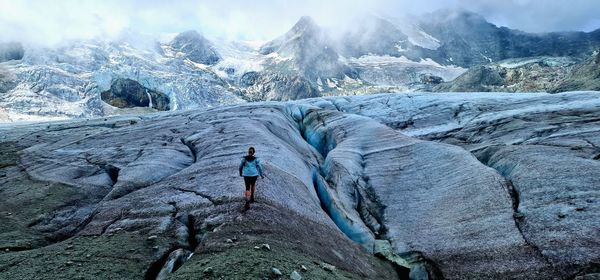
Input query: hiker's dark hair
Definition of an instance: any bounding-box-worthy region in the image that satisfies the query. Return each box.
[248,147,255,155]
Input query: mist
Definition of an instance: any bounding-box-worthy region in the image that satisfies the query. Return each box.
[1,0,599,45]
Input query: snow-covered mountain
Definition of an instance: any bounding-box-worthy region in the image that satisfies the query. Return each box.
[165,30,222,65]
[407,10,598,67]
[1,10,599,122]
[0,38,242,121]
[247,16,360,100]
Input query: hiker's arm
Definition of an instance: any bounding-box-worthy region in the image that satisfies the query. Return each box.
[257,159,264,178]
[238,159,244,176]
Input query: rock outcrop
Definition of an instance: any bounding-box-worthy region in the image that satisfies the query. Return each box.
[551,50,600,92]
[0,42,24,63]
[0,66,17,93]
[433,51,600,93]
[101,78,170,111]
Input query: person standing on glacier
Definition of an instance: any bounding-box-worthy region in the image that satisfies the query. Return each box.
[239,147,264,210]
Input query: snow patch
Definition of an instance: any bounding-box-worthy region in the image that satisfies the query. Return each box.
[185,60,210,70]
[349,55,464,71]
[498,57,576,69]
[265,52,292,63]
[326,79,337,88]
[213,56,264,79]
[239,40,268,50]
[392,17,440,50]
[395,42,408,52]
[5,111,70,122]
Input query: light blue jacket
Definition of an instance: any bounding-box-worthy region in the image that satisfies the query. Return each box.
[239,156,263,177]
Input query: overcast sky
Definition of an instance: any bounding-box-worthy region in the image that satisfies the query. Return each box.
[1,0,599,45]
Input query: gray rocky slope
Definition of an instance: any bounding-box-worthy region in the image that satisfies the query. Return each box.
[434,51,600,93]
[1,91,598,279]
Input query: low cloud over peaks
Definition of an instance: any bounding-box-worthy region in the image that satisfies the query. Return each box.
[0,0,599,45]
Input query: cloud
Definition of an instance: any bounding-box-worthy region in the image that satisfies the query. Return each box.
[457,0,600,33]
[0,0,598,45]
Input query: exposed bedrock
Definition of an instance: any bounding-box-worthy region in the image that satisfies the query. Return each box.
[0,66,18,93]
[168,30,222,65]
[0,42,24,62]
[100,78,170,111]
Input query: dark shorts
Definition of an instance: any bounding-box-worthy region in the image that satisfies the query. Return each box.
[243,176,258,190]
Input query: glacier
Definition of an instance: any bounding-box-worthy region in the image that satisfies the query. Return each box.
[1,91,598,279]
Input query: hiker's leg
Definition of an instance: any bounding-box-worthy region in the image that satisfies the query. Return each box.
[250,176,257,202]
[243,177,251,202]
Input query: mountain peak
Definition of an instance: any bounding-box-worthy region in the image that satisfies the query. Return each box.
[291,16,319,33]
[423,9,490,27]
[172,30,204,42]
[433,8,484,19]
[259,16,323,55]
[169,30,221,65]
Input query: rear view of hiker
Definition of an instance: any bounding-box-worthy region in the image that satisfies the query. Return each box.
[239,147,264,210]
